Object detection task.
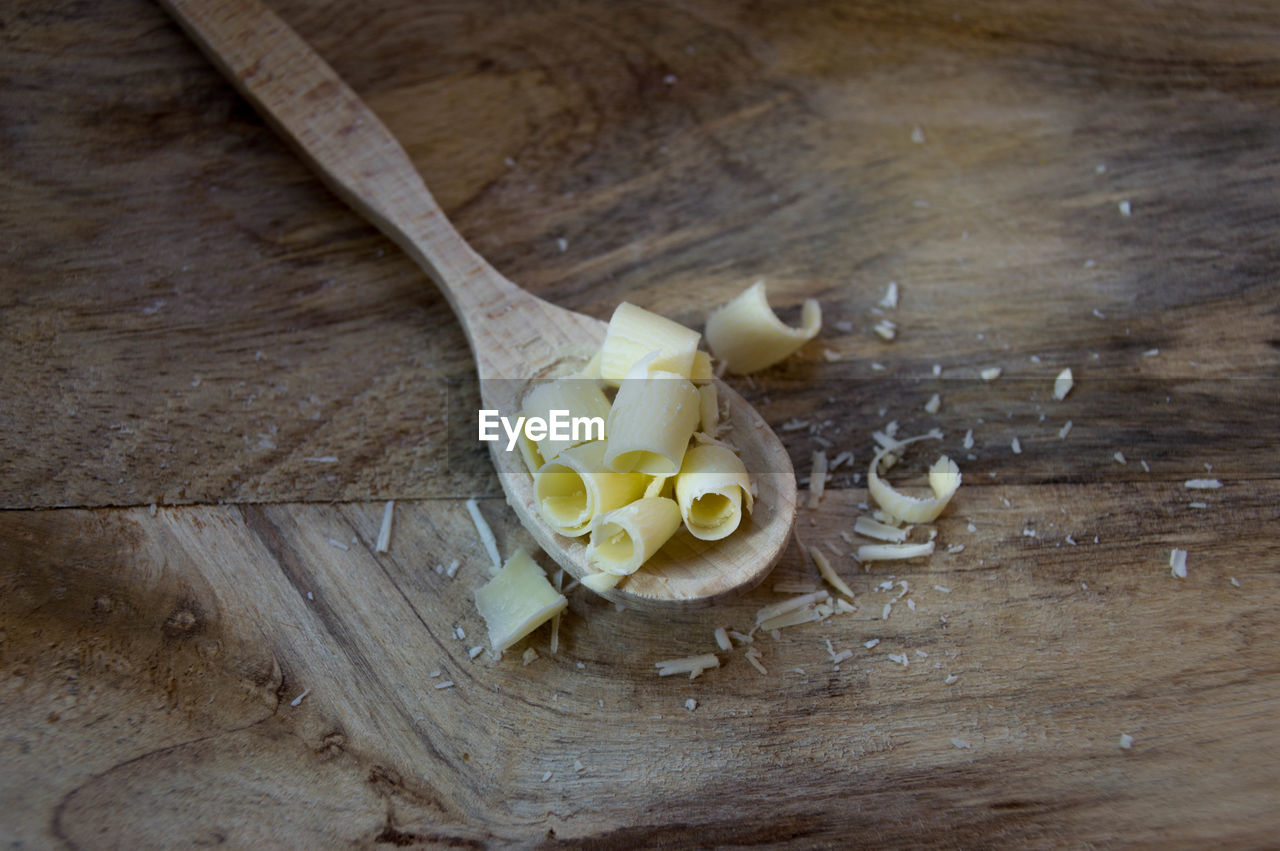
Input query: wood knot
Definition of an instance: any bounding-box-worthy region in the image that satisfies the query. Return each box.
[316,731,346,759]
[162,609,198,638]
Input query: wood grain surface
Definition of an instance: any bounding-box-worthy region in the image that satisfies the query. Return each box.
[2,0,1278,845]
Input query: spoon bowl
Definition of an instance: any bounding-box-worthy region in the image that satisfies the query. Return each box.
[162,0,798,609]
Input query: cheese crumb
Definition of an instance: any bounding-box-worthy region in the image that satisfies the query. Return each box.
[944,674,959,685]
[1053,368,1073,400]
[1170,548,1188,579]
[685,698,697,711]
[713,627,733,651]
[924,393,941,414]
[1119,733,1134,749]
[879,281,900,309]
[1184,479,1222,489]
[1114,451,1127,465]
[1118,200,1132,216]
[1011,437,1022,455]
[934,585,951,593]
[375,500,395,553]
[864,639,881,649]
[434,680,455,690]
[1229,577,1240,588]
[1058,420,1074,439]
[289,688,311,707]
[951,737,971,749]
[465,498,502,573]
[468,646,484,659]
[980,367,1002,381]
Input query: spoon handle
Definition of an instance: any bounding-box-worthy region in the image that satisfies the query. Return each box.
[159,0,529,350]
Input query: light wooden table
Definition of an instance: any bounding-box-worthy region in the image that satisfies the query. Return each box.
[3,0,1278,844]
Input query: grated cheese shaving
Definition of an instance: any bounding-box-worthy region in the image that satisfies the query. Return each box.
[1119,733,1134,749]
[924,393,941,414]
[685,698,697,711]
[854,516,909,542]
[468,645,484,659]
[980,367,1002,381]
[1058,420,1073,439]
[756,590,829,626]
[714,627,733,651]
[743,649,769,675]
[1184,479,1222,489]
[759,607,824,632]
[375,500,395,553]
[810,549,855,598]
[1053,368,1074,400]
[289,688,310,707]
[434,681,455,690]
[858,542,936,562]
[879,281,900,309]
[656,653,720,677]
[1170,548,1188,579]
[864,639,881,649]
[808,450,828,508]
[465,498,502,573]
[1011,437,1022,455]
[951,737,971,749]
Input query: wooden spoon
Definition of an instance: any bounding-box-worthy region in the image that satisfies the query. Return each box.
[160,0,798,609]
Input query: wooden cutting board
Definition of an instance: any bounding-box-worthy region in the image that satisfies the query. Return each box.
[2,0,1278,844]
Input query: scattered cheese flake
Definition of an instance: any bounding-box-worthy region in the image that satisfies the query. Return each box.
[879,281,900,309]
[574,759,585,772]
[759,608,824,632]
[810,549,855,598]
[289,688,310,707]
[429,670,441,678]
[1143,348,1160,357]
[951,737,971,749]
[945,544,965,554]
[873,319,897,340]
[858,542,936,562]
[1230,577,1240,588]
[911,125,925,144]
[468,645,484,659]
[864,639,881,649]
[1140,460,1151,472]
[1119,733,1134,750]
[465,497,502,573]
[907,599,917,612]
[963,429,974,450]
[685,698,697,712]
[1184,479,1222,489]
[656,653,720,677]
[934,585,951,593]
[1118,200,1132,216]
[375,500,395,553]
[832,649,854,665]
[541,771,552,782]
[1065,535,1077,546]
[1022,528,1037,538]
[882,602,893,620]
[944,674,959,685]
[522,647,539,666]
[434,680,455,690]
[887,653,909,667]
[743,648,769,675]
[1114,451,1127,465]
[1011,437,1022,455]
[808,450,828,508]
[1058,420,1074,438]
[915,649,928,658]
[328,538,350,551]
[445,559,460,578]
[728,630,754,645]
[855,516,909,542]
[834,597,856,614]
[756,591,829,626]
[148,503,157,517]
[1053,368,1074,400]
[932,363,942,376]
[303,456,339,463]
[714,627,733,651]
[980,367,1002,381]
[1170,548,1188,579]
[924,393,941,414]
